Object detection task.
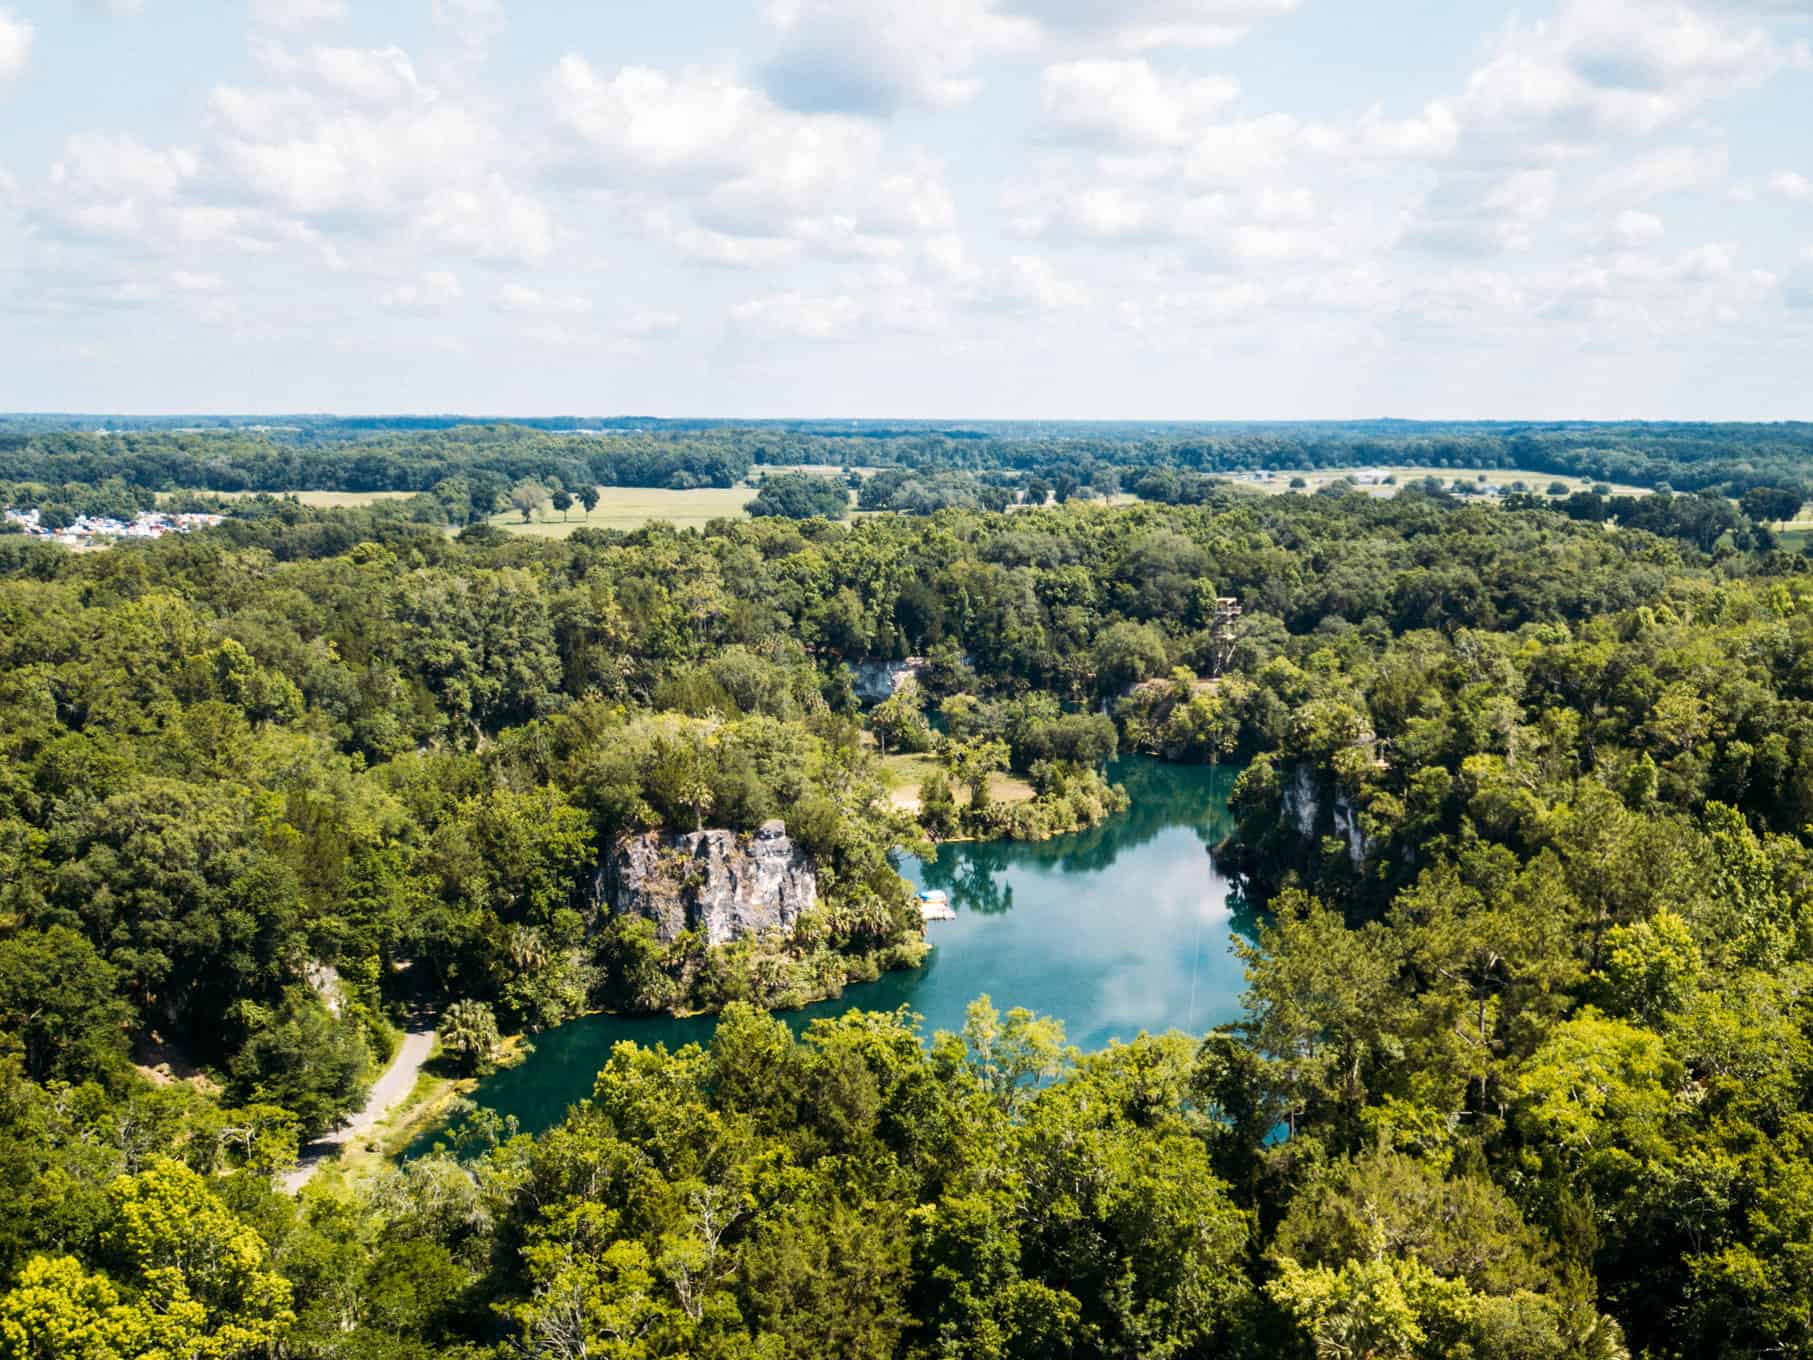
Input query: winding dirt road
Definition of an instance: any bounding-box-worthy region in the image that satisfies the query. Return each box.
[281,1024,436,1193]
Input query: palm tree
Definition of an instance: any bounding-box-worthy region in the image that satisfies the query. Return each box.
[681,778,715,833]
[506,926,547,977]
[438,999,499,1075]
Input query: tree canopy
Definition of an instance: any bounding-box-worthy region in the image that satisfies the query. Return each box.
[3,471,1813,1355]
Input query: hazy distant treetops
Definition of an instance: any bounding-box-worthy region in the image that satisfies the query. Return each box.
[0,424,755,496]
[4,417,1811,506]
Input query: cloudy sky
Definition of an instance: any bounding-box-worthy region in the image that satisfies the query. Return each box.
[0,0,1809,418]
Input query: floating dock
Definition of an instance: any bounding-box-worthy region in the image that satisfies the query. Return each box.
[917,890,956,922]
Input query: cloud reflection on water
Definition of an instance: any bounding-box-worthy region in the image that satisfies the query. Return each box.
[899,760,1249,1048]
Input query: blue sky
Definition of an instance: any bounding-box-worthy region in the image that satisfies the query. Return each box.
[0,0,1809,418]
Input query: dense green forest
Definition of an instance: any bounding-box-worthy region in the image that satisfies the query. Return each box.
[8,480,1813,1356]
[3,415,1811,504]
[747,472,852,521]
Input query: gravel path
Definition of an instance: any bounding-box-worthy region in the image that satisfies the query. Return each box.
[280,1024,436,1193]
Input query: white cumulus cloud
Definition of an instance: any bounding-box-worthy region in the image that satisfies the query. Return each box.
[1594,145,1727,201]
[433,0,506,55]
[550,56,959,264]
[209,75,492,223]
[731,289,864,338]
[420,177,554,264]
[1611,208,1666,244]
[5,0,1812,413]
[1400,169,1557,256]
[249,0,347,30]
[0,8,32,88]
[496,284,590,314]
[1009,0,1299,51]
[1001,254,1090,309]
[1451,0,1788,157]
[381,270,463,312]
[754,0,1291,121]
[621,308,681,337]
[170,269,224,292]
[761,0,1036,113]
[551,59,879,194]
[201,46,554,266]
[302,46,427,105]
[1771,170,1813,200]
[52,134,199,200]
[1040,60,1239,148]
[673,225,802,269]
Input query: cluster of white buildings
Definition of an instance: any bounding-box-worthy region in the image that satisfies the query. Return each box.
[3,507,224,548]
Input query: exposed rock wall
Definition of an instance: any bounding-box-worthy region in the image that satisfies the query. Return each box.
[851,657,927,704]
[604,819,819,947]
[304,960,343,1015]
[1285,764,1322,839]
[1281,763,1371,867]
[851,654,978,703]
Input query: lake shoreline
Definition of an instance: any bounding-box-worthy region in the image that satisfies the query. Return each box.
[410,758,1251,1151]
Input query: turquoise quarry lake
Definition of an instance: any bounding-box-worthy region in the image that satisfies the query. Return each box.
[443,759,1253,1141]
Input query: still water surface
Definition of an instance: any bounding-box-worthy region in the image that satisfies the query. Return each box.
[446,759,1253,1141]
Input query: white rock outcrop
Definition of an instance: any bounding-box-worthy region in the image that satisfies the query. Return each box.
[851,657,927,703]
[604,819,819,947]
[1282,763,1371,867]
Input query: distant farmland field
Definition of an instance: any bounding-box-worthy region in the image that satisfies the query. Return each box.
[490,471,883,537]
[492,486,759,537]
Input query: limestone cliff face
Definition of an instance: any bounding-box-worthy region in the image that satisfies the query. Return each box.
[851,654,977,703]
[1281,763,1371,867]
[604,819,819,947]
[851,657,927,704]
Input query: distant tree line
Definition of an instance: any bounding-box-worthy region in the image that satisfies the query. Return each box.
[3,419,1811,510]
[0,425,753,494]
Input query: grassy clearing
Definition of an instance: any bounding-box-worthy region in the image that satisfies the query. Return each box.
[877,751,1035,814]
[760,463,884,478]
[494,486,758,537]
[493,476,879,537]
[283,490,419,508]
[323,1068,452,1183]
